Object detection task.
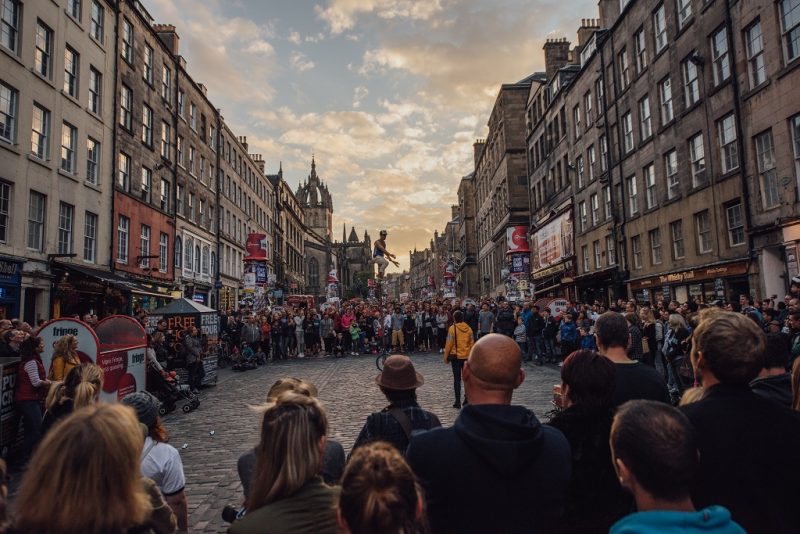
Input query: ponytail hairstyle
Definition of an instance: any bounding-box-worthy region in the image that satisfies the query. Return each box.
[339,441,424,534]
[64,363,104,409]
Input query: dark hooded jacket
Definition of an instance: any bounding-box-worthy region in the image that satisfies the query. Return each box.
[749,373,793,409]
[407,404,571,534]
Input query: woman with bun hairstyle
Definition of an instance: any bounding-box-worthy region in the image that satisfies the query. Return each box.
[48,334,80,381]
[15,336,51,461]
[339,441,426,534]
[41,362,103,435]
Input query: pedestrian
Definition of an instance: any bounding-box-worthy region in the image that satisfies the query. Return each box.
[477,303,494,339]
[558,313,579,363]
[610,400,745,534]
[407,334,571,533]
[639,308,657,367]
[229,392,340,534]
[749,333,793,408]
[15,335,52,462]
[541,308,558,363]
[294,310,306,358]
[48,334,81,381]
[443,310,475,409]
[182,326,204,393]
[42,362,103,435]
[391,307,405,352]
[494,300,516,337]
[514,315,528,360]
[351,355,440,455]
[662,313,692,401]
[339,442,426,534]
[435,308,449,352]
[624,313,644,362]
[527,305,546,365]
[680,310,800,534]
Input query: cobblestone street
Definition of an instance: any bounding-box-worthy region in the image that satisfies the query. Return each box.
[162,353,561,532]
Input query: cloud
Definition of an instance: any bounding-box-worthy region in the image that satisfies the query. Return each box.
[352,85,369,108]
[289,51,315,72]
[316,0,445,34]
[288,31,302,44]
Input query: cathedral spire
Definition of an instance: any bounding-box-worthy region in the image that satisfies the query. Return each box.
[309,152,318,183]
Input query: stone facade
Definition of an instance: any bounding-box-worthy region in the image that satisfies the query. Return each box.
[456,173,480,297]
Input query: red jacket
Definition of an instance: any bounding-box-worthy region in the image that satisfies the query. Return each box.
[16,357,46,402]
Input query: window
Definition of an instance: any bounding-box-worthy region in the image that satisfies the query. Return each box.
[726,202,745,246]
[200,156,206,183]
[178,90,185,117]
[64,46,79,98]
[174,237,182,269]
[120,85,132,129]
[139,225,150,267]
[83,211,97,262]
[649,228,662,265]
[623,112,634,153]
[1,0,21,53]
[143,45,154,84]
[627,175,639,215]
[584,92,593,124]
[746,21,766,88]
[159,233,168,272]
[198,198,205,227]
[194,245,200,273]
[659,77,673,125]
[590,193,599,225]
[579,201,587,231]
[160,121,170,159]
[689,133,706,187]
[595,78,605,112]
[670,220,685,259]
[618,48,630,89]
[31,103,50,159]
[161,65,171,101]
[0,82,17,143]
[606,236,616,265]
[67,0,81,19]
[755,130,779,208]
[190,103,196,130]
[632,235,642,269]
[573,105,581,139]
[643,164,656,209]
[27,191,45,250]
[581,245,590,272]
[35,20,53,78]
[90,1,104,41]
[654,4,667,52]
[683,57,700,107]
[189,146,195,174]
[118,152,130,191]
[635,28,648,73]
[576,155,585,188]
[781,0,800,62]
[140,167,151,202]
[188,193,195,221]
[587,145,596,181]
[695,210,712,253]
[603,185,612,220]
[57,202,74,254]
[160,179,169,212]
[60,122,77,174]
[210,125,217,151]
[0,181,8,242]
[176,184,184,215]
[665,149,679,199]
[711,27,730,85]
[594,240,602,269]
[184,237,193,271]
[121,18,133,63]
[142,104,153,145]
[201,246,210,276]
[717,113,739,173]
[640,96,652,139]
[88,67,101,114]
[600,135,608,172]
[677,0,692,29]
[177,136,184,166]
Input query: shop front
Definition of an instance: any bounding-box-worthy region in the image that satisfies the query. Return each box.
[573,265,616,306]
[127,280,175,313]
[51,262,133,318]
[531,260,575,300]
[0,256,22,320]
[628,260,751,306]
[530,208,575,301]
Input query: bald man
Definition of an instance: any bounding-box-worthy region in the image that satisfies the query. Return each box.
[407,334,571,533]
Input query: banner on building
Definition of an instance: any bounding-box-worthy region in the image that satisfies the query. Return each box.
[255,263,267,284]
[506,226,531,254]
[531,211,574,271]
[244,233,268,261]
[510,253,531,275]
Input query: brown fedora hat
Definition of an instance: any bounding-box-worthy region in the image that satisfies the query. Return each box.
[375,355,424,390]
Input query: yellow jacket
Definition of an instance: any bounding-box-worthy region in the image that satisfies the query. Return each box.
[444,322,474,362]
[48,354,79,381]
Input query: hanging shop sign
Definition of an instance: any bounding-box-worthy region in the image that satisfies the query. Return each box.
[506,226,531,254]
[629,261,750,290]
[244,233,268,261]
[531,211,574,271]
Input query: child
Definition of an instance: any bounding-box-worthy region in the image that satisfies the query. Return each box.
[333,333,344,358]
[349,322,361,356]
[579,327,597,351]
[513,316,528,357]
[558,313,579,362]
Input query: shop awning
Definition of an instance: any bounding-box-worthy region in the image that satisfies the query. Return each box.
[124,280,174,299]
[55,262,132,290]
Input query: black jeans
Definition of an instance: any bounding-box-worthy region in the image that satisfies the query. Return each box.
[450,358,465,404]
[188,361,204,390]
[17,400,43,460]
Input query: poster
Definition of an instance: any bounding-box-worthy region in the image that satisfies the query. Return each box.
[530,211,574,271]
[39,318,100,375]
[506,226,531,253]
[244,233,268,261]
[94,316,148,402]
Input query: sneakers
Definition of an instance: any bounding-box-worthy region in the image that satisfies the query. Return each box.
[439,349,444,354]
[452,402,461,409]
[298,353,305,358]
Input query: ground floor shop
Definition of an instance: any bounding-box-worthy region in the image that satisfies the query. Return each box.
[627,259,751,306]
[531,259,575,302]
[572,266,617,307]
[0,256,23,320]
[754,221,800,300]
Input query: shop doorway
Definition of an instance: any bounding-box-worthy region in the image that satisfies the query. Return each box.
[23,288,40,324]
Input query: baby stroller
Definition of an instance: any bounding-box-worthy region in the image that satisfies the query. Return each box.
[147,361,200,414]
[232,343,258,371]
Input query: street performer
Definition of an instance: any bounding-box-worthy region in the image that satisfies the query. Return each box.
[373,230,399,279]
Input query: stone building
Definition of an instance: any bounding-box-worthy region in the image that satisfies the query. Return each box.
[272,170,305,295]
[0,0,118,321]
[296,156,335,297]
[332,226,373,298]
[409,246,435,299]
[475,76,533,298]
[456,173,480,298]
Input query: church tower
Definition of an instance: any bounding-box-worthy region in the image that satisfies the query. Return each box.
[296,155,333,241]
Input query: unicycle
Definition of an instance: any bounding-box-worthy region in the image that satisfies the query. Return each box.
[375,351,389,371]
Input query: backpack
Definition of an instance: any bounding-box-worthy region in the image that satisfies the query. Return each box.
[368,408,442,454]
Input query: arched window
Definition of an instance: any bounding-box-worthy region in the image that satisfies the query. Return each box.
[174,237,182,269]
[201,246,210,275]
[308,258,319,289]
[210,252,216,277]
[194,245,201,273]
[185,238,193,272]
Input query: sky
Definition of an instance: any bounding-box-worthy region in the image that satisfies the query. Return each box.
[146,0,597,272]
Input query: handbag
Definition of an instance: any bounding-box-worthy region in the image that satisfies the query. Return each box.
[642,334,651,354]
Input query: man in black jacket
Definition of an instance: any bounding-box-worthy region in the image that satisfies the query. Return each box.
[681,310,800,534]
[494,300,516,338]
[526,306,546,365]
[407,334,571,533]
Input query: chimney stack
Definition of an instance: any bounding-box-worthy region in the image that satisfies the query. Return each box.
[598,0,621,29]
[153,24,180,56]
[473,139,486,169]
[543,37,571,81]
[238,136,248,150]
[577,18,600,50]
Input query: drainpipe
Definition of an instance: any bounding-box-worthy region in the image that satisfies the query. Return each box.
[109,3,121,273]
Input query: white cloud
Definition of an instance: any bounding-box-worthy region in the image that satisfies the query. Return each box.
[352,85,369,108]
[288,31,302,44]
[316,0,445,34]
[289,51,315,72]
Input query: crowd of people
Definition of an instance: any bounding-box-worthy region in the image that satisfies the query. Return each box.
[0,276,798,532]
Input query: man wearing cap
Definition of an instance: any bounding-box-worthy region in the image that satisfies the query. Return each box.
[123,391,189,533]
[372,230,396,279]
[350,355,441,456]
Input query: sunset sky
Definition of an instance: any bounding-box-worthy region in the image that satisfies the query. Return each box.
[146,0,596,272]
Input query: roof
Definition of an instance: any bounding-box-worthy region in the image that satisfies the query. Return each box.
[151,298,216,315]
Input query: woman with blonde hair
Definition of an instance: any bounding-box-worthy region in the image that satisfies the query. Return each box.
[230,391,339,534]
[339,441,426,534]
[48,334,80,381]
[41,362,103,435]
[12,404,154,534]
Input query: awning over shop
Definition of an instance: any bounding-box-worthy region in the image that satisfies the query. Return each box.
[55,262,132,291]
[124,279,174,299]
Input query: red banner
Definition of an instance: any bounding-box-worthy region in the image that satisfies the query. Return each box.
[244,233,268,261]
[506,226,530,254]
